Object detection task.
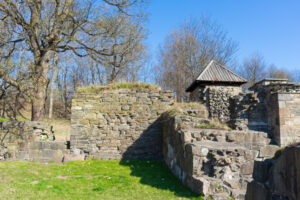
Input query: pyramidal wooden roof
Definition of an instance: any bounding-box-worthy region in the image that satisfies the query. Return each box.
[186,60,247,92]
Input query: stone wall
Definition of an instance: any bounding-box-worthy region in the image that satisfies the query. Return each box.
[162,112,278,199]
[230,79,300,146]
[246,145,300,200]
[70,89,174,160]
[0,121,67,162]
[274,93,300,146]
[190,85,241,123]
[230,92,269,132]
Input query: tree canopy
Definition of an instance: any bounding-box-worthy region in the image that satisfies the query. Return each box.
[0,0,146,121]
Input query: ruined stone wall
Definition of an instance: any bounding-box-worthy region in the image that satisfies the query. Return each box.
[246,145,300,200]
[0,121,66,162]
[230,80,300,146]
[70,89,174,160]
[230,92,269,132]
[190,85,241,123]
[162,113,278,199]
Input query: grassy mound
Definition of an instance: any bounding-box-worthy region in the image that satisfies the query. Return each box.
[0,160,202,200]
[77,82,161,93]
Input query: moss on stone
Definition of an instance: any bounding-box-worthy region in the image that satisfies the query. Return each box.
[77,82,161,93]
[273,148,283,160]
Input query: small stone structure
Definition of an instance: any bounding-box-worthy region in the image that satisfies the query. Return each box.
[190,85,242,122]
[188,75,300,147]
[246,145,300,200]
[70,88,174,160]
[0,121,67,162]
[187,60,247,123]
[162,112,278,199]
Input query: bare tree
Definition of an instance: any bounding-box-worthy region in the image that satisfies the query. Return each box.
[269,64,293,81]
[97,13,147,83]
[240,53,267,88]
[155,17,238,102]
[0,0,143,121]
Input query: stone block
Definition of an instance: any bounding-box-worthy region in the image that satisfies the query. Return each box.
[63,154,85,162]
[278,94,292,101]
[187,176,210,196]
[240,162,254,175]
[259,145,278,158]
[245,181,269,200]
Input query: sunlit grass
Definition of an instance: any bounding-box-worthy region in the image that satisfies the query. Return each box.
[0,160,202,200]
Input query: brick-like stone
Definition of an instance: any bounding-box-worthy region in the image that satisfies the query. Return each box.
[70,89,174,160]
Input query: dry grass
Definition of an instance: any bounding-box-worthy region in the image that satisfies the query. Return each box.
[194,120,231,131]
[173,102,206,110]
[166,102,207,118]
[77,82,161,93]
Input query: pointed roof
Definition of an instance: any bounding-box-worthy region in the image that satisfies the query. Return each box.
[186,60,247,92]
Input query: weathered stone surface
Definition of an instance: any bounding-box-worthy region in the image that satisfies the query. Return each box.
[0,121,67,162]
[190,85,241,123]
[70,89,174,160]
[246,145,300,200]
[259,145,278,157]
[63,154,85,162]
[162,112,278,199]
[229,79,300,147]
[240,162,254,175]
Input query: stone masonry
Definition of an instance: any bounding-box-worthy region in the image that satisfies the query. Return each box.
[190,85,241,123]
[70,89,174,160]
[0,121,67,162]
[190,79,300,147]
[246,144,300,200]
[162,112,279,199]
[237,79,300,146]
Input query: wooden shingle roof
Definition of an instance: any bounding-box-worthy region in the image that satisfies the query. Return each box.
[186,60,247,92]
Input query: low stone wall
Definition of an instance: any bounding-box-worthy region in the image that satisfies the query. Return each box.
[246,145,300,200]
[71,89,174,160]
[162,113,278,199]
[0,121,67,162]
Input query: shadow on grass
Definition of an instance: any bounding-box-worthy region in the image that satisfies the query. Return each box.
[119,160,202,199]
[119,117,202,199]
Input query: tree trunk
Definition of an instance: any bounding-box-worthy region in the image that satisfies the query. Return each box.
[48,52,58,121]
[31,51,52,121]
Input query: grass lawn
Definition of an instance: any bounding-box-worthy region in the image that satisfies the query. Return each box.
[0,160,203,200]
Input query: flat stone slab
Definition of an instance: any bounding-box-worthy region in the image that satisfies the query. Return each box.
[63,154,85,162]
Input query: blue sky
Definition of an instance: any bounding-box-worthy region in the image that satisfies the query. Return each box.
[146,0,300,71]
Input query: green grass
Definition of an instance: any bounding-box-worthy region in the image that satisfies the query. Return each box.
[77,82,161,93]
[0,118,12,122]
[0,160,202,200]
